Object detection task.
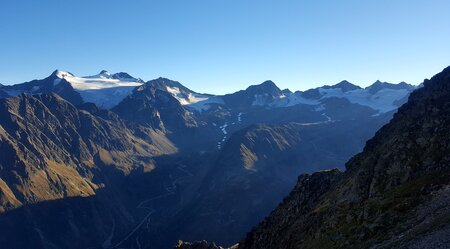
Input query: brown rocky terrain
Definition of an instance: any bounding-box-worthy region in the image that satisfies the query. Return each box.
[0,93,176,211]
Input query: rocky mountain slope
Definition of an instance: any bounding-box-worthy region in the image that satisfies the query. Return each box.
[0,93,175,210]
[0,93,177,248]
[112,80,198,132]
[214,66,450,249]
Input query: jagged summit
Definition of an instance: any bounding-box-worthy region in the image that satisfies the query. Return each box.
[51,69,74,79]
[281,88,292,94]
[148,77,196,94]
[245,80,282,95]
[112,72,144,82]
[366,79,415,94]
[322,80,362,92]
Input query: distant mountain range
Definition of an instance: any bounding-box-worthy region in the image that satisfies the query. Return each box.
[0,69,421,249]
[0,70,415,113]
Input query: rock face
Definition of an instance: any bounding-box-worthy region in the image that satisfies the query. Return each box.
[112,82,197,132]
[236,66,450,248]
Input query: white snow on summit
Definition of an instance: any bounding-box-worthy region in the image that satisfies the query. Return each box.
[54,70,143,109]
[317,87,410,113]
[251,85,411,113]
[83,70,112,79]
[269,93,320,107]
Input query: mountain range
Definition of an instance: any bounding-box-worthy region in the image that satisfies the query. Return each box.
[0,70,414,113]
[0,69,421,248]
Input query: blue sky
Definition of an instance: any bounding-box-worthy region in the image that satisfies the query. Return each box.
[1,0,449,94]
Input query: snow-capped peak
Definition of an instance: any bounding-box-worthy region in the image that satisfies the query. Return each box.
[52,70,74,79]
[51,70,144,109]
[84,70,113,79]
[99,70,111,78]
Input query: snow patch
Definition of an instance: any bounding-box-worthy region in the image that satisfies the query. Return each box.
[271,93,320,107]
[237,112,243,123]
[217,122,229,149]
[254,92,320,107]
[315,104,325,111]
[321,113,332,121]
[217,113,244,149]
[166,86,224,111]
[220,123,228,135]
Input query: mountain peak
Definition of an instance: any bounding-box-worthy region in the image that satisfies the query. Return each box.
[320,80,361,92]
[338,80,351,84]
[366,80,415,94]
[259,80,278,89]
[147,77,195,94]
[51,70,74,79]
[111,72,144,83]
[246,80,281,95]
[98,70,112,78]
[333,80,361,92]
[281,88,292,94]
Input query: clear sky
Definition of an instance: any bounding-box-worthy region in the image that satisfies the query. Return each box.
[1,0,449,94]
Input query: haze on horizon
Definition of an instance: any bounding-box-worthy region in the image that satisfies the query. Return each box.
[1,0,449,94]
